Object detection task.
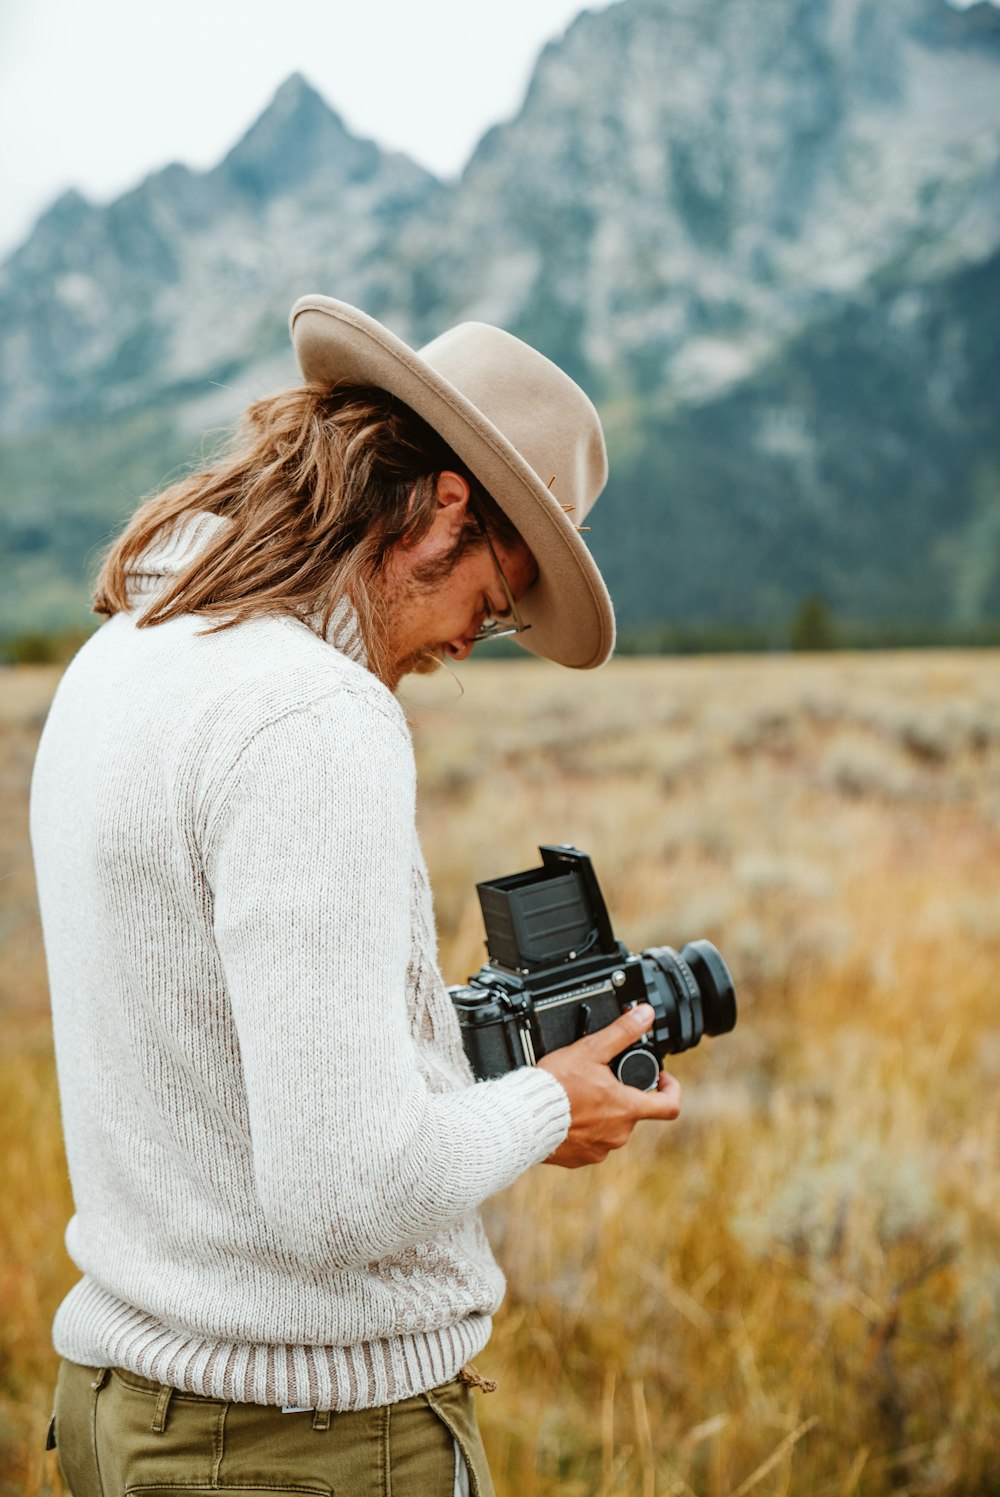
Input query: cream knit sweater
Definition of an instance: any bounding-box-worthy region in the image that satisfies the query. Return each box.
[30,513,570,1410]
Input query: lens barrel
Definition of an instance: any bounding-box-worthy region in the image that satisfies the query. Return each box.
[642,940,737,1053]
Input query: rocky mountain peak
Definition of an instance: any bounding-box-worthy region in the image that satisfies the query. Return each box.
[2,188,98,277]
[217,71,387,199]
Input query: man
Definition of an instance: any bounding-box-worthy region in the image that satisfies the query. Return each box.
[32,297,682,1497]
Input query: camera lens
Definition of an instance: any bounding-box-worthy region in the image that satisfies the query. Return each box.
[679,940,737,1036]
[641,940,737,1053]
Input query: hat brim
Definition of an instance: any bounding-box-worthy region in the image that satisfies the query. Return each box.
[290,296,614,669]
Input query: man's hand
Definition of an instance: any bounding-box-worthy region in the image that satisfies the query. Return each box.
[538,1004,682,1168]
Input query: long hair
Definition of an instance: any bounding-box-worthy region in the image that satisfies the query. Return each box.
[93,382,519,683]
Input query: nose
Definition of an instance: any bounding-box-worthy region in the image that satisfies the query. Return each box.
[445,636,476,661]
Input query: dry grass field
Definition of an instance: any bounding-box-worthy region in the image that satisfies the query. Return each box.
[2,652,998,1496]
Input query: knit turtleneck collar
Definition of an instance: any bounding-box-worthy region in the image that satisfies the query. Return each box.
[125,511,368,666]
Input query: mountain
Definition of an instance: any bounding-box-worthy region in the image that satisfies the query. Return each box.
[0,74,436,436]
[417,0,1000,393]
[2,0,1000,642]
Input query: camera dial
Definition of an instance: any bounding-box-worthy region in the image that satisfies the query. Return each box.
[613,1046,660,1090]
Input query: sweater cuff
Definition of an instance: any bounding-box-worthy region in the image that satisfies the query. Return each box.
[484,1064,571,1173]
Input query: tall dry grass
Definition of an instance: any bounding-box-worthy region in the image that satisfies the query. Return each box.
[2,653,998,1495]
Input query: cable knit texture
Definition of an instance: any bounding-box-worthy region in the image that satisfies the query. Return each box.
[30,512,570,1409]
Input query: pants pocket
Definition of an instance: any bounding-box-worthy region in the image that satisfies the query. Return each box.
[125,1488,329,1496]
[423,1382,495,1497]
[53,1361,106,1497]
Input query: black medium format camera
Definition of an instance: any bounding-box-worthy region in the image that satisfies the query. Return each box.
[449,845,737,1090]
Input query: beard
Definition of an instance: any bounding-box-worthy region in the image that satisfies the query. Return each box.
[391,643,446,681]
[367,562,453,689]
[372,528,483,689]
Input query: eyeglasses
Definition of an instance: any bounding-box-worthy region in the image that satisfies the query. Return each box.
[469,511,532,644]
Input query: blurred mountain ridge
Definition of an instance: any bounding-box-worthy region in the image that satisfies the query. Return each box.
[2,0,1000,639]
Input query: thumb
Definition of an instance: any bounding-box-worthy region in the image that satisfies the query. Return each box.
[585,1003,655,1063]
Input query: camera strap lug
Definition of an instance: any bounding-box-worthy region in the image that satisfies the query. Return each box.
[499,989,539,1068]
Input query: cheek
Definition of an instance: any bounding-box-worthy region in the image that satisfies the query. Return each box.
[443,586,483,635]
[447,561,490,618]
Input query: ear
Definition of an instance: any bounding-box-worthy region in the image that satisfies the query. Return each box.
[435,470,471,510]
[433,471,472,540]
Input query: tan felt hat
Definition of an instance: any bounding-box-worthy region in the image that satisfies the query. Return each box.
[289,296,615,669]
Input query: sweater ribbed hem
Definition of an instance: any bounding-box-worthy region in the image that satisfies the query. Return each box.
[54,1279,491,1410]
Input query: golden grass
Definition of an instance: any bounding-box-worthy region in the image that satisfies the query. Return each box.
[2,653,999,1495]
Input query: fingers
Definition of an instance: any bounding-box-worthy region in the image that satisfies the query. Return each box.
[579,1007,681,1118]
[541,1006,682,1169]
[638,1069,681,1120]
[586,1003,656,1062]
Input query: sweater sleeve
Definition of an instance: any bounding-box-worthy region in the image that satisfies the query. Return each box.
[203,684,569,1267]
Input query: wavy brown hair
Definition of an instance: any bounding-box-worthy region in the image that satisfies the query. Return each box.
[93,383,519,683]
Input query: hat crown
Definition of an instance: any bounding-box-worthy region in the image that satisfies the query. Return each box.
[416,323,607,522]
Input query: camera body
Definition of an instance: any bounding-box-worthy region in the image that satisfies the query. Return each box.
[448,845,737,1090]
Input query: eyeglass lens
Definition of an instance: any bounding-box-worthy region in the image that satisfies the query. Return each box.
[470,515,531,643]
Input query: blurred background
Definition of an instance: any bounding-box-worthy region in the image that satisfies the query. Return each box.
[2,0,1000,653]
[1,1,998,1493]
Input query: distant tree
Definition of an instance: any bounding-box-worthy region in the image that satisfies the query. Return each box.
[791,595,836,651]
[1,629,93,666]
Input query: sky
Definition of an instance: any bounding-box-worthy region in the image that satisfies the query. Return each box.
[0,0,607,258]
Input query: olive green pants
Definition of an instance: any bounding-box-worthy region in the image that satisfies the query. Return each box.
[51,1360,495,1497]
